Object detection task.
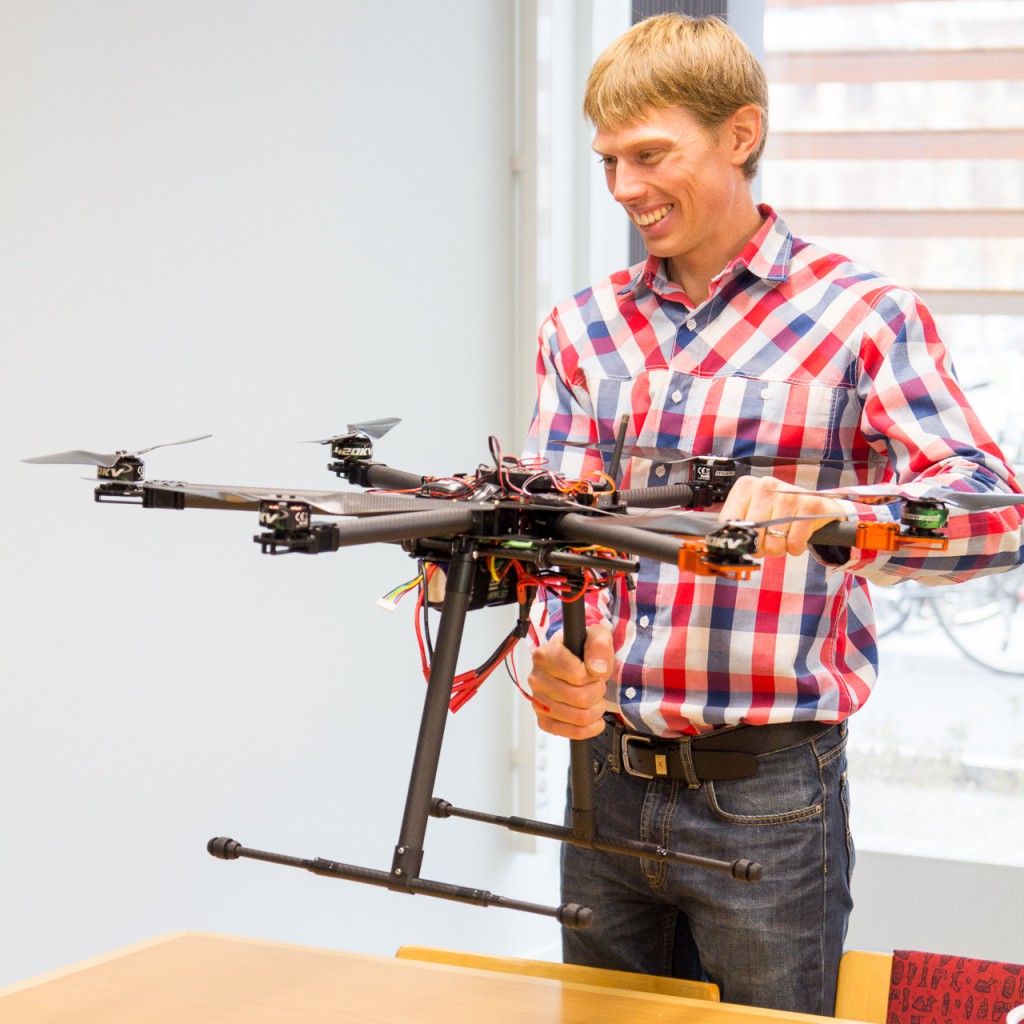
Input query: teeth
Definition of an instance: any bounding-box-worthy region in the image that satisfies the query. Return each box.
[634,204,672,227]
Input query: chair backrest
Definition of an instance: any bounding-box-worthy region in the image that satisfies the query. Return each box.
[395,945,720,1002]
[835,949,893,1023]
[835,949,1024,1024]
[887,950,1024,1024]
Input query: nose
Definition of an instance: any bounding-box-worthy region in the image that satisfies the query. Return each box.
[609,160,644,205]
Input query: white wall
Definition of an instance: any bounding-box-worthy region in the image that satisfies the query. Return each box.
[0,0,568,986]
[847,851,1024,963]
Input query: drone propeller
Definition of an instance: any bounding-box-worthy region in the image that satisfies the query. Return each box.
[624,509,721,536]
[790,482,1024,512]
[305,417,401,445]
[22,434,213,468]
[623,509,852,537]
[143,480,423,517]
[554,439,848,469]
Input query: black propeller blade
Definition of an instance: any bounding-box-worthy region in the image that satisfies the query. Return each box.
[791,483,1024,511]
[622,509,853,537]
[554,439,849,469]
[306,417,401,445]
[22,434,213,468]
[142,481,424,516]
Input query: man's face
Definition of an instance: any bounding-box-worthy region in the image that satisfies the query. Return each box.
[592,104,749,265]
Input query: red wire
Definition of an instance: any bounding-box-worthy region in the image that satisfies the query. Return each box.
[411,554,627,713]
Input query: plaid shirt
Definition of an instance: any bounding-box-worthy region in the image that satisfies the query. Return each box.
[526,205,1023,737]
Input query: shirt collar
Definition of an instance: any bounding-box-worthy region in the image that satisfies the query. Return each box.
[620,204,793,300]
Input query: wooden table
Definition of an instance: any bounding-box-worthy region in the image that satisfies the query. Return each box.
[0,931,852,1023]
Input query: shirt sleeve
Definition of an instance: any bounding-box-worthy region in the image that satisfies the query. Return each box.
[820,286,1023,585]
[524,311,615,640]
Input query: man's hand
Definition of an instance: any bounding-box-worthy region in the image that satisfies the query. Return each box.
[528,623,614,739]
[719,475,845,557]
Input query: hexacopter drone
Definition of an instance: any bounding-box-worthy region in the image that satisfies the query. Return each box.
[28,415,1016,926]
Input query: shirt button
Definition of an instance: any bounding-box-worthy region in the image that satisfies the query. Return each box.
[686,318,697,330]
[671,390,682,403]
[639,616,650,628]
[625,687,637,699]
[655,465,667,478]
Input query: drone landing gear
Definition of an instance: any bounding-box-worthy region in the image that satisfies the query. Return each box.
[207,836,591,926]
[208,538,761,926]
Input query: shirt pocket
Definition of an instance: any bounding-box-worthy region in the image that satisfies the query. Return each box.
[741,377,847,456]
[578,368,672,444]
[636,374,866,489]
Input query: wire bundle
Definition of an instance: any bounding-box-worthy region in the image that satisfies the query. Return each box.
[382,549,626,714]
[372,440,629,712]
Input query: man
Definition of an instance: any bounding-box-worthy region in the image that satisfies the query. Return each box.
[524,13,1023,1015]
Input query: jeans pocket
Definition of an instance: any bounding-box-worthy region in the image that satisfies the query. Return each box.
[703,742,825,825]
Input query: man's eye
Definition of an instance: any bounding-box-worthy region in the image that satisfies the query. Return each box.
[598,156,616,168]
[638,150,660,163]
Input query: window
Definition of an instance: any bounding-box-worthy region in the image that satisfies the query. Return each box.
[762,0,1024,867]
[520,0,1024,868]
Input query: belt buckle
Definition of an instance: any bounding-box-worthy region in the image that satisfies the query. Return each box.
[620,732,664,779]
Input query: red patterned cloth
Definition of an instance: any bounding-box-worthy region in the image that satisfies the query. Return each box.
[888,950,1024,1024]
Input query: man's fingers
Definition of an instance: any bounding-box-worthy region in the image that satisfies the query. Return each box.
[529,669,607,711]
[719,475,844,557]
[528,626,614,739]
[530,691,608,739]
[536,627,613,686]
[527,669,607,739]
[532,713,607,741]
[583,623,614,679]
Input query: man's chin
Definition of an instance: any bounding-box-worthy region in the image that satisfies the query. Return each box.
[641,240,678,262]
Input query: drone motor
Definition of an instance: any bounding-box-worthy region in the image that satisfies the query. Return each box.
[900,498,949,538]
[94,454,145,483]
[254,499,341,555]
[329,432,375,462]
[702,522,760,568]
[259,499,312,532]
[94,457,148,504]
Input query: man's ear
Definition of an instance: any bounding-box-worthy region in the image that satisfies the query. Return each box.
[727,105,762,167]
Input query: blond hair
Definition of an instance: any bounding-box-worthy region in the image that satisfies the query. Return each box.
[583,14,768,178]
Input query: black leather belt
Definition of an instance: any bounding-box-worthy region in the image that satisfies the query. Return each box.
[605,717,835,783]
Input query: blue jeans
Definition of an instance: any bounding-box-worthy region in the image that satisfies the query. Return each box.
[561,720,854,1014]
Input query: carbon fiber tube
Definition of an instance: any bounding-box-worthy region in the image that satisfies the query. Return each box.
[809,520,861,547]
[207,837,592,926]
[562,510,863,563]
[362,463,428,491]
[561,588,597,843]
[391,543,476,884]
[330,506,476,547]
[430,802,762,881]
[558,512,689,565]
[618,483,697,508]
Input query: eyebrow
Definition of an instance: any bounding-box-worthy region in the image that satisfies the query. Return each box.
[591,132,678,157]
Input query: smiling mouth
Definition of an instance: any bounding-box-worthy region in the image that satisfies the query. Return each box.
[633,204,673,227]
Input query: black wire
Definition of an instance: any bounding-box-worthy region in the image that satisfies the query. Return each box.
[488,435,507,491]
[419,559,434,663]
